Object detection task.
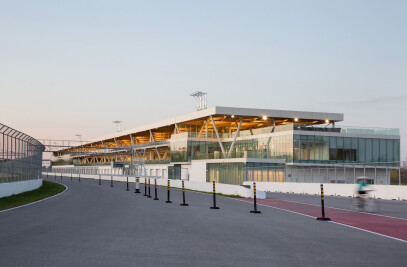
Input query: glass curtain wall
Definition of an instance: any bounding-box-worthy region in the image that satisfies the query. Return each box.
[168,165,181,179]
[206,162,286,185]
[244,163,286,183]
[294,135,400,165]
[185,135,294,161]
[206,162,245,185]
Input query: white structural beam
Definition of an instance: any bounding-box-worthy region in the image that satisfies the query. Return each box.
[130,135,134,145]
[205,119,208,138]
[227,118,243,158]
[198,121,205,138]
[174,123,180,134]
[210,115,226,158]
[149,130,155,142]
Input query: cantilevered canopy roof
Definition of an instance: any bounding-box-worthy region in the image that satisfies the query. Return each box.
[83,106,343,146]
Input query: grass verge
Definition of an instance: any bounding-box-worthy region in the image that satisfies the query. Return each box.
[0,181,65,211]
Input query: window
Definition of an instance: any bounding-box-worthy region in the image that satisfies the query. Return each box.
[387,139,393,163]
[358,138,365,162]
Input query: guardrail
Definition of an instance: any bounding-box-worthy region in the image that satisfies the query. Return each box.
[0,123,44,183]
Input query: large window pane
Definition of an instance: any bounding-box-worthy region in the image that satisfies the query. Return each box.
[358,138,365,163]
[321,136,329,162]
[308,135,315,162]
[366,139,373,163]
[372,139,379,163]
[387,139,393,163]
[380,139,386,162]
[293,136,300,162]
[329,137,337,162]
[394,140,400,163]
[336,137,344,161]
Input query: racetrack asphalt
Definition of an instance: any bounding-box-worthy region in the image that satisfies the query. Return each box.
[0,176,406,266]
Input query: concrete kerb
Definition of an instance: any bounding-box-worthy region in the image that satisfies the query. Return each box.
[43,172,266,199]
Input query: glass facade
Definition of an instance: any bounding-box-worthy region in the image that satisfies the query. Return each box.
[207,162,245,185]
[169,131,400,167]
[168,164,181,180]
[293,135,400,165]
[244,163,286,183]
[206,162,285,185]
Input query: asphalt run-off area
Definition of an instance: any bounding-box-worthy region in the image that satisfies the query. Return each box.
[1,177,406,266]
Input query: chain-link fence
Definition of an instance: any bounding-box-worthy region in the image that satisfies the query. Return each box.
[0,123,44,183]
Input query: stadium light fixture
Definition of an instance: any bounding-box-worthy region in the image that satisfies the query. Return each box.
[190,91,207,111]
[75,134,82,145]
[113,120,123,132]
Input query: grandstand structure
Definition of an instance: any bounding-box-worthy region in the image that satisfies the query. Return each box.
[51,106,401,185]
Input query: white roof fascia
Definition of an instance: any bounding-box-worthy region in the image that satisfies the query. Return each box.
[214,106,344,122]
[88,106,343,144]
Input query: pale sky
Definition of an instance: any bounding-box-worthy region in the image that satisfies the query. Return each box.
[1,1,406,161]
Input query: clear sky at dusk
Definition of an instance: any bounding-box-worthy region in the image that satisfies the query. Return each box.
[0,1,406,161]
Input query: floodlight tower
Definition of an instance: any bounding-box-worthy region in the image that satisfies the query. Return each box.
[75,134,82,145]
[190,91,207,111]
[113,120,122,132]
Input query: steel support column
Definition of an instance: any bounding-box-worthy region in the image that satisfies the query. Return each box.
[227,118,243,158]
[210,116,226,158]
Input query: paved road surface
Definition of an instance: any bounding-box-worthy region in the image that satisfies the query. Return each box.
[267,192,407,219]
[0,177,406,266]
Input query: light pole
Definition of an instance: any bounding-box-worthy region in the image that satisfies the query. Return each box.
[75,134,82,145]
[113,121,122,132]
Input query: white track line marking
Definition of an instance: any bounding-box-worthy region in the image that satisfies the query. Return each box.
[0,181,68,213]
[234,198,407,244]
[259,198,407,221]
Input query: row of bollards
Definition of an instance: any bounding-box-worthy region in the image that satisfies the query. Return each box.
[140,178,189,206]
[47,172,329,220]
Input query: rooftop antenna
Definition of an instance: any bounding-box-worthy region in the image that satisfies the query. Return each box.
[113,120,122,132]
[190,91,207,111]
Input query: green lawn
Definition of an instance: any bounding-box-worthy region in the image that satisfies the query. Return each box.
[0,181,66,211]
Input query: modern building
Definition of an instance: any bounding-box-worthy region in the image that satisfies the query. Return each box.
[52,106,401,185]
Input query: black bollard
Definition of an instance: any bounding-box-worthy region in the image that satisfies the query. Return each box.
[143,178,148,196]
[99,174,101,185]
[54,173,56,179]
[110,174,113,187]
[47,172,48,178]
[165,180,172,203]
[210,181,220,209]
[126,177,129,191]
[180,181,189,206]
[79,173,81,182]
[147,179,152,198]
[134,177,141,193]
[317,184,331,221]
[153,179,159,200]
[250,182,261,214]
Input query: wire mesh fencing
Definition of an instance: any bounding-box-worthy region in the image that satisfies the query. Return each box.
[0,123,44,183]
